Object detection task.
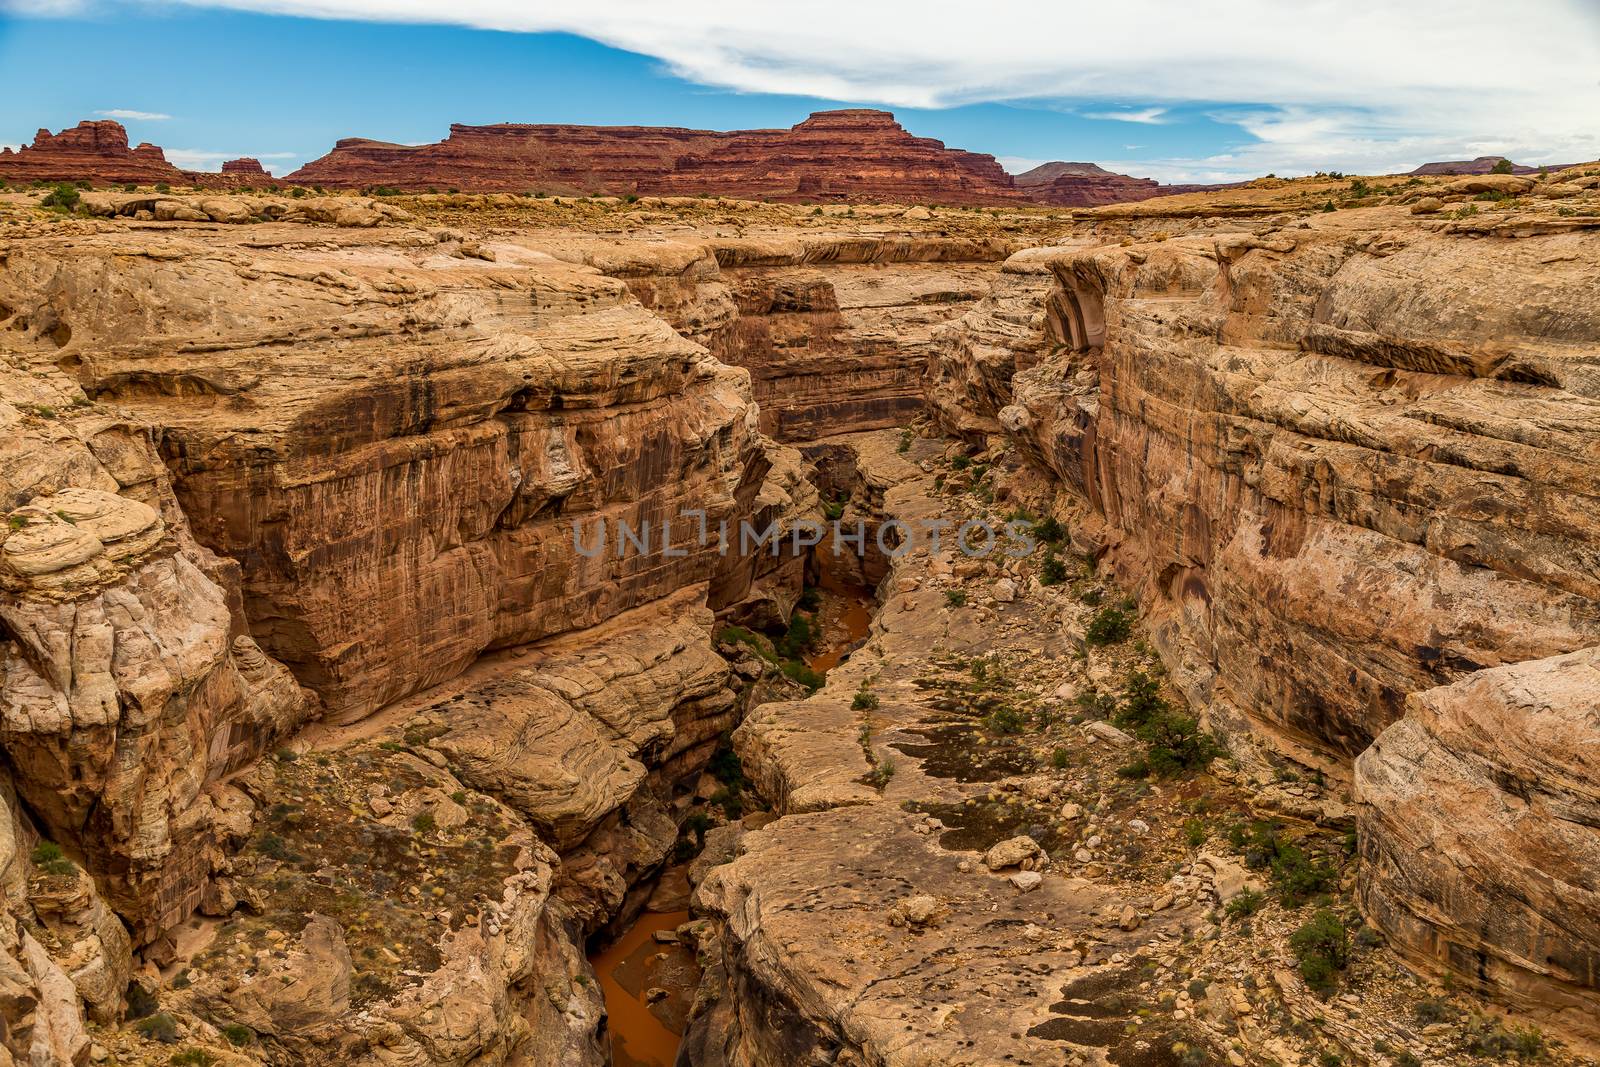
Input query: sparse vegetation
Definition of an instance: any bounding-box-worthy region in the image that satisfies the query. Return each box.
[135,1012,180,1043]
[220,1023,254,1046]
[1085,600,1135,645]
[945,589,967,608]
[1289,909,1350,996]
[30,841,76,877]
[41,183,80,211]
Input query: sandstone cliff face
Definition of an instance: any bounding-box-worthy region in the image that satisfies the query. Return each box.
[0,359,312,945]
[1355,648,1600,1043]
[542,234,1014,443]
[982,222,1600,764]
[287,109,1023,204]
[0,229,764,725]
[935,208,1600,1040]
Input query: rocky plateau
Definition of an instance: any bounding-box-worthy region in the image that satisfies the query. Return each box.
[0,158,1598,1067]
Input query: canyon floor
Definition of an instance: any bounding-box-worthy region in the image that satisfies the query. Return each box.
[1,168,1598,1067]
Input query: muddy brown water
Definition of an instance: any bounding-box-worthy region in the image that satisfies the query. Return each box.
[590,910,693,1067]
[804,575,875,674]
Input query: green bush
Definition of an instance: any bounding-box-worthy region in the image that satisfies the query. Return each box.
[822,498,846,520]
[852,688,879,711]
[1225,888,1265,919]
[1085,602,1134,645]
[985,706,1026,735]
[1040,551,1068,586]
[135,1012,180,1043]
[796,587,822,611]
[781,660,824,691]
[1033,516,1065,545]
[170,1051,215,1066]
[950,455,971,470]
[944,589,967,608]
[775,613,817,659]
[1289,909,1349,996]
[897,429,913,453]
[1461,1014,1543,1060]
[1183,818,1208,848]
[41,183,80,210]
[1050,747,1069,769]
[1490,158,1515,175]
[30,840,76,878]
[411,812,435,834]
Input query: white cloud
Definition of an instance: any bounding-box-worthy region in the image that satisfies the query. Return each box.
[165,149,297,173]
[997,155,1050,175]
[1082,107,1169,125]
[32,0,1600,177]
[96,109,173,121]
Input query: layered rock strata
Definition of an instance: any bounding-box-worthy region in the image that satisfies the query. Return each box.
[288,109,1023,203]
[932,208,1600,1042]
[0,228,765,724]
[0,121,275,189]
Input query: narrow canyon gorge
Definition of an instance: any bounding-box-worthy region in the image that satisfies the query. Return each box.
[0,170,1598,1067]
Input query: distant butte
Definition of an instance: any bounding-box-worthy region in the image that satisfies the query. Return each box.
[1012,160,1220,207]
[0,120,278,188]
[2,111,1215,206]
[287,109,1028,203]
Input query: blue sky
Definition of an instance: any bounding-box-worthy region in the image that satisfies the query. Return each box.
[3,2,1598,182]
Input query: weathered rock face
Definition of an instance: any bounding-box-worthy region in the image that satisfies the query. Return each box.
[288,109,1024,203]
[0,356,312,943]
[0,229,764,725]
[0,120,188,186]
[992,223,1600,765]
[951,209,1600,1042]
[707,238,1006,441]
[1355,648,1600,1045]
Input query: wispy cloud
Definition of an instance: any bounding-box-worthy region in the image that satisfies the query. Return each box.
[96,109,173,121]
[12,0,1600,178]
[1082,107,1169,125]
[165,148,297,172]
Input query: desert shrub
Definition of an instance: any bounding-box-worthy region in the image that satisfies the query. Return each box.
[1050,747,1069,769]
[683,811,712,845]
[1490,158,1515,175]
[1413,997,1457,1024]
[852,687,879,711]
[1033,515,1065,545]
[1085,601,1135,645]
[897,429,913,453]
[41,183,80,210]
[985,706,1026,735]
[781,660,823,691]
[708,740,744,789]
[709,786,743,820]
[411,812,435,834]
[1040,551,1068,586]
[796,587,822,611]
[1461,1014,1543,1060]
[1289,909,1349,996]
[220,1022,254,1045]
[775,613,817,659]
[135,1012,180,1043]
[950,454,971,470]
[944,589,967,608]
[170,1051,215,1066]
[822,498,846,520]
[1183,818,1208,848]
[1226,888,1265,919]
[866,758,896,787]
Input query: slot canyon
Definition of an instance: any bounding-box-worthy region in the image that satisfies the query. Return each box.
[0,173,1598,1067]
